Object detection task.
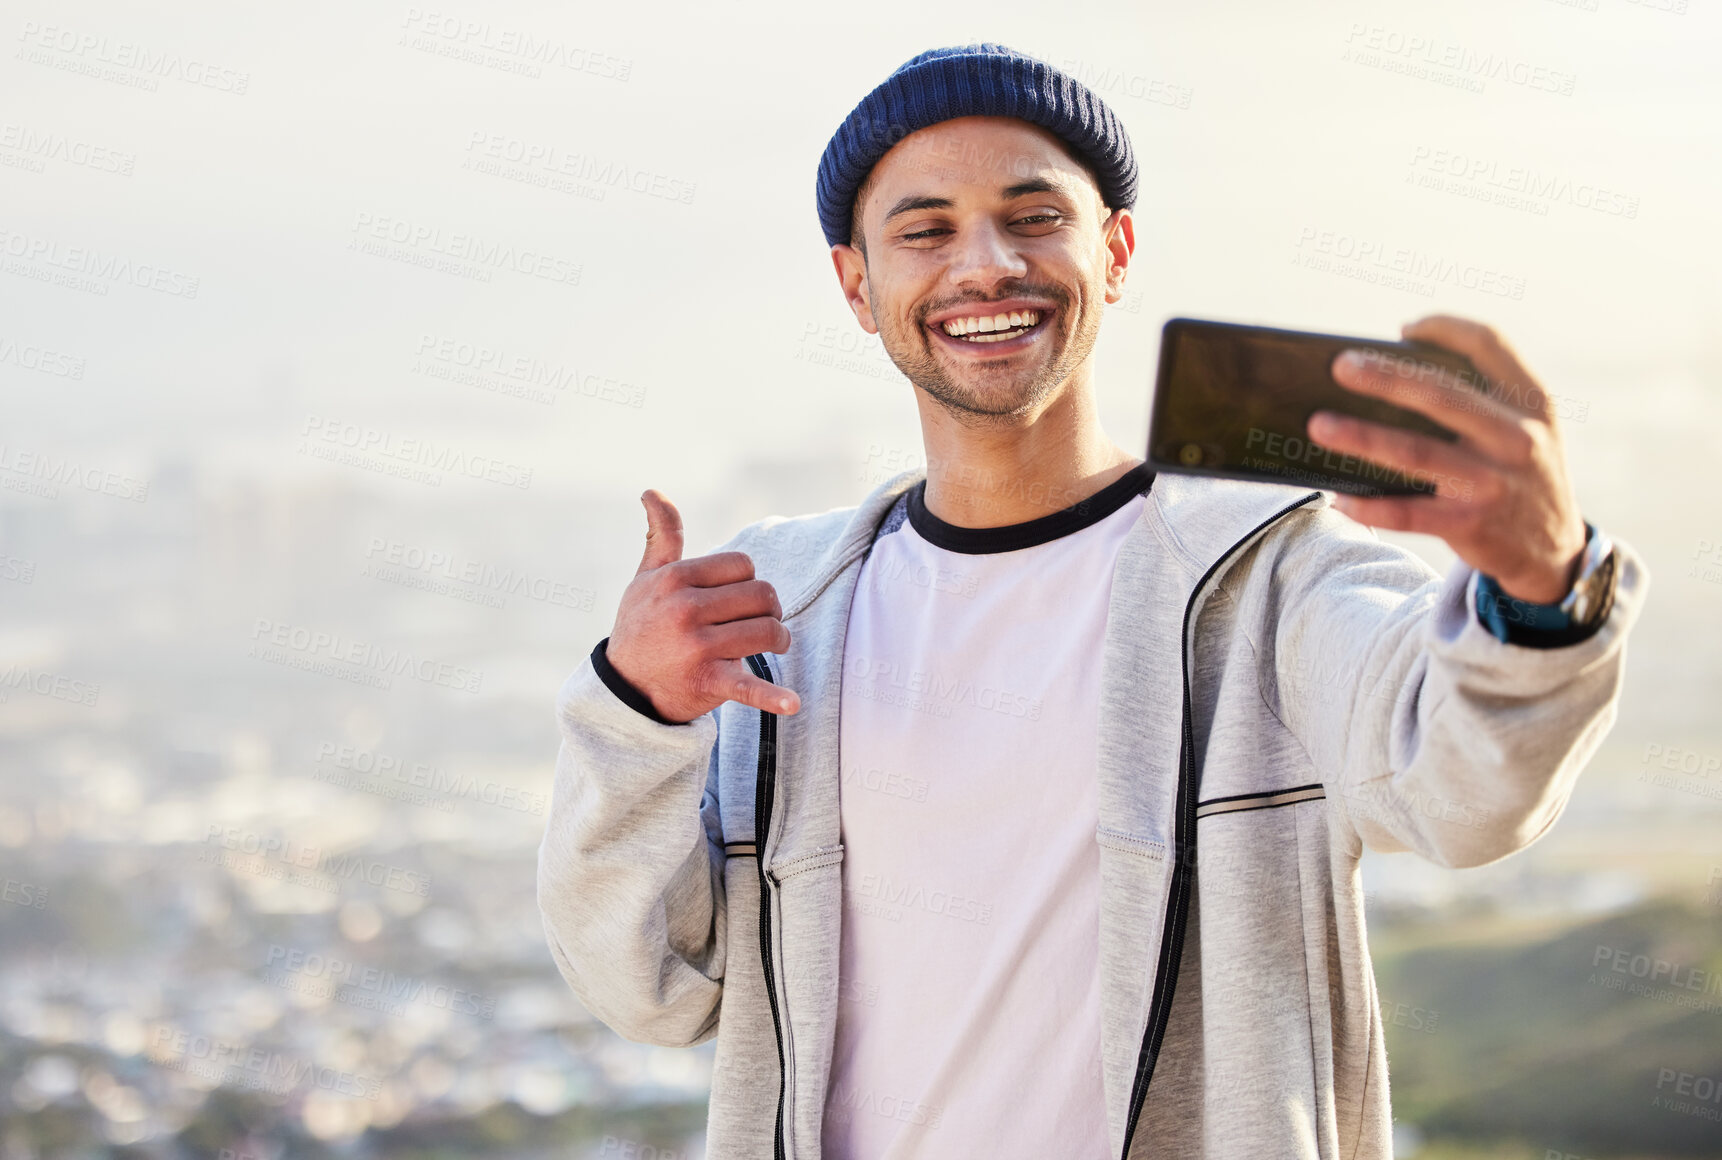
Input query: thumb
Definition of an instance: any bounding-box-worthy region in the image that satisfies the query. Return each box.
[636,488,685,574]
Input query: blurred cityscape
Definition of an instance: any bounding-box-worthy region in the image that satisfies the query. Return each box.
[0,451,1718,1157]
[0,460,767,1157]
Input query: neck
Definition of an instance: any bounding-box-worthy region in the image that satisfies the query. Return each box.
[913,366,1142,528]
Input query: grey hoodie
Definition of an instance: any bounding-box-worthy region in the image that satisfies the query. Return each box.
[537,467,1647,1159]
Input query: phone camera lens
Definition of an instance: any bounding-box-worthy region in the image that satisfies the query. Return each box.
[1178,443,1203,466]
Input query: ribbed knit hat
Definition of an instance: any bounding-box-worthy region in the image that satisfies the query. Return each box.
[816,43,1137,249]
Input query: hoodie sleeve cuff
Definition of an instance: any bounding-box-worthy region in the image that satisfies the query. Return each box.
[590,636,679,725]
[1472,523,1613,650]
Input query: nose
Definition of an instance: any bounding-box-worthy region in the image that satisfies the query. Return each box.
[943,219,1028,291]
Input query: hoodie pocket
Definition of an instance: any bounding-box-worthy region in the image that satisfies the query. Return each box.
[767,843,846,881]
[1096,826,1167,862]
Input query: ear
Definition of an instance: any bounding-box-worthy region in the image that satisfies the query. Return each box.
[1100,208,1134,305]
[831,244,878,334]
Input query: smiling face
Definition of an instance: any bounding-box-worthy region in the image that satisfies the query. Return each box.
[832,115,1133,423]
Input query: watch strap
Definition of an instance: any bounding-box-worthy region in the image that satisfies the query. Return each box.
[1474,522,1618,649]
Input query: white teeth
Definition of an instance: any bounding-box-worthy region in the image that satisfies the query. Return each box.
[939,309,1043,339]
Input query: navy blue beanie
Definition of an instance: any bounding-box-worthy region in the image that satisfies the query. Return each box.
[815,43,1138,249]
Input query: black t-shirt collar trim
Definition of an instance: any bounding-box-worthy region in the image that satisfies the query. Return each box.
[905,462,1155,555]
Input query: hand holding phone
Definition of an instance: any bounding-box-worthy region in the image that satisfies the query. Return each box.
[1150,314,1591,605]
[1148,317,1486,497]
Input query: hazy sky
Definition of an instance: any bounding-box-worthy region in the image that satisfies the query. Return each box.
[5,0,1720,717]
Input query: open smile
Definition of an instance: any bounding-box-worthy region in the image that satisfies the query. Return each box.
[925,305,1053,355]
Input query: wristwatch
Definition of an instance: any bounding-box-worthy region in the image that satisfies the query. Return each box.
[1474,521,1618,648]
[1558,524,1618,630]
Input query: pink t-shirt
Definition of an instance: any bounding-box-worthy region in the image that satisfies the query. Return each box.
[821,464,1154,1159]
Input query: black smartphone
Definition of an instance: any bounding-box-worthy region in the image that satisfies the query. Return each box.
[1147,317,1484,497]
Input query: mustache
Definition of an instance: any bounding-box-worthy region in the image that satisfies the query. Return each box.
[917,284,1069,322]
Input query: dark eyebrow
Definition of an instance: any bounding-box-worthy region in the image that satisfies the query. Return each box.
[882,195,954,223]
[880,177,1077,225]
[999,177,1071,200]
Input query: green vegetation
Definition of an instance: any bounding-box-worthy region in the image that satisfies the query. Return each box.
[1374,898,1722,1158]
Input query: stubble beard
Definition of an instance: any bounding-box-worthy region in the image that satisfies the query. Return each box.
[871,278,1103,426]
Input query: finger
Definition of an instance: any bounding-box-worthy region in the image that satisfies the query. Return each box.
[688,578,783,626]
[1306,412,1488,502]
[704,659,801,716]
[1330,347,1529,459]
[636,489,685,575]
[699,615,793,660]
[675,550,757,589]
[1399,315,1553,422]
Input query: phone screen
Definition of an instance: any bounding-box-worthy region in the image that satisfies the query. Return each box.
[1147,319,1480,497]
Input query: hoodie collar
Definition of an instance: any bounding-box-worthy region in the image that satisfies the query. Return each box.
[780,465,1328,621]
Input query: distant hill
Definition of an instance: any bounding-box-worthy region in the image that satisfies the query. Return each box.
[1372,898,1722,1157]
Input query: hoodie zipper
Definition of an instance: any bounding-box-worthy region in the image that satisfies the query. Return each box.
[1117,491,1321,1159]
[746,651,789,1160]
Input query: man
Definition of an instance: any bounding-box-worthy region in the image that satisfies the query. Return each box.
[537,44,1645,1160]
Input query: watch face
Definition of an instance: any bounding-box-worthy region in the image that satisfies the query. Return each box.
[1575,548,1619,628]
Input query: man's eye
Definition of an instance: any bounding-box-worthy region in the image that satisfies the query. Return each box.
[900,214,1061,241]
